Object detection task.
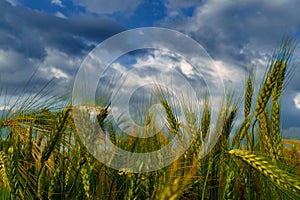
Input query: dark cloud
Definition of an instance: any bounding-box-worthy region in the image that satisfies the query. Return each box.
[0,1,125,58]
[0,0,125,95]
[161,0,300,67]
[281,94,298,127]
[282,127,300,140]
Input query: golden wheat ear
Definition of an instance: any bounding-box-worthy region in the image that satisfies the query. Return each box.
[228,150,300,195]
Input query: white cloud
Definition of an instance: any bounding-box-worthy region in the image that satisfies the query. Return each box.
[213,60,244,86]
[107,50,203,132]
[54,12,67,19]
[94,49,225,130]
[50,67,69,79]
[179,59,194,78]
[0,105,11,111]
[294,93,300,109]
[51,0,64,7]
[38,48,81,81]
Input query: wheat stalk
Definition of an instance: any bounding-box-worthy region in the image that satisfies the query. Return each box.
[232,117,251,149]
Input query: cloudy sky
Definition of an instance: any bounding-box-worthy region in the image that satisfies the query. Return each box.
[1,0,300,139]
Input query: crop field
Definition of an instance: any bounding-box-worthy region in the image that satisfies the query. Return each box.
[0,39,300,199]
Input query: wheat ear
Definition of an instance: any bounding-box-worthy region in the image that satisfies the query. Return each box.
[228,149,300,194]
[255,60,281,116]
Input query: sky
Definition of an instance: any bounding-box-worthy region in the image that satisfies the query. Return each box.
[1,0,300,139]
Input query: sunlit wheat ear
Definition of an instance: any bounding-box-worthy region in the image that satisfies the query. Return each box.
[244,74,253,117]
[271,101,283,160]
[156,88,180,137]
[228,150,300,195]
[272,61,287,101]
[64,160,72,188]
[165,101,179,135]
[255,60,281,116]
[270,61,287,161]
[0,151,9,191]
[80,165,91,199]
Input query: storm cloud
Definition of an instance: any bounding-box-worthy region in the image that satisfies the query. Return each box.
[0,0,125,94]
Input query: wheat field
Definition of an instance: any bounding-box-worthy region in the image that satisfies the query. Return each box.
[0,39,300,199]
